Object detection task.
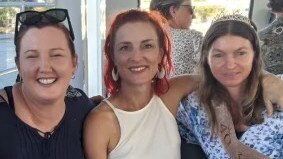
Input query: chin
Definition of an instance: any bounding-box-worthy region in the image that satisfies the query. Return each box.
[221,81,243,88]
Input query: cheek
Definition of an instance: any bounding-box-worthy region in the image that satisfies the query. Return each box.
[208,60,222,77]
[243,55,254,72]
[19,59,33,72]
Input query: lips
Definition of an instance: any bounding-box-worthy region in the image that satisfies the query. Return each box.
[129,66,147,72]
[38,78,56,85]
[223,71,240,76]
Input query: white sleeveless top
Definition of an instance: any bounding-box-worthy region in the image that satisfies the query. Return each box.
[104,95,180,159]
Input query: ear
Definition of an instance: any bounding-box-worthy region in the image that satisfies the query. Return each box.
[169,5,177,18]
[72,54,78,73]
[15,57,20,74]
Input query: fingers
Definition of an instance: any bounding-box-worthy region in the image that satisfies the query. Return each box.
[264,100,273,116]
[276,98,283,111]
[91,95,104,104]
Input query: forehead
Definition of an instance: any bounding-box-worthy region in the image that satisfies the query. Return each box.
[20,26,69,47]
[211,34,252,49]
[115,22,158,44]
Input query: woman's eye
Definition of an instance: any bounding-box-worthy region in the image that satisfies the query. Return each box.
[119,45,129,51]
[26,55,37,58]
[52,54,62,57]
[238,51,247,56]
[213,53,222,58]
[143,43,153,49]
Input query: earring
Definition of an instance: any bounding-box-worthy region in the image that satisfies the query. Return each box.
[157,65,165,79]
[112,67,119,81]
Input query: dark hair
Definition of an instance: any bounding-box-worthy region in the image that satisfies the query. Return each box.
[14,22,76,65]
[198,17,265,131]
[267,0,283,12]
[149,0,184,19]
[104,9,173,95]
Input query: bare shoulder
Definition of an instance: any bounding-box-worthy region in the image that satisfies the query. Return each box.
[85,101,118,131]
[84,101,120,158]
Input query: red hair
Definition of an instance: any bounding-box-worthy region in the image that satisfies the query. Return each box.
[104,9,173,96]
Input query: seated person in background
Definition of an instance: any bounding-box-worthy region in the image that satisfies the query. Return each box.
[0,8,99,159]
[258,0,283,74]
[150,0,203,76]
[178,13,283,159]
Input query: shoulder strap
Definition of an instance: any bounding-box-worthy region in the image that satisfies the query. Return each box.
[102,98,116,110]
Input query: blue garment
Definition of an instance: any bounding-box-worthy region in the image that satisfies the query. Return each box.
[0,86,95,159]
[177,92,283,159]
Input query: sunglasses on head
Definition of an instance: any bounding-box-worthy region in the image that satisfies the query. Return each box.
[14,8,75,44]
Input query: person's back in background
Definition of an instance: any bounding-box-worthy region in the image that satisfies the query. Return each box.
[150,0,203,76]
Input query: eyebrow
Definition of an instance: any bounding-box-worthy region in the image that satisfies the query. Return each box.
[23,48,64,54]
[211,48,224,53]
[211,47,248,53]
[117,39,156,45]
[23,49,38,54]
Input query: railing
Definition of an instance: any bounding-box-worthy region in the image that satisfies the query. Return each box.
[0,67,17,77]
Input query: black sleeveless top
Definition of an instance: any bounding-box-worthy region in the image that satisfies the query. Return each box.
[0,86,95,159]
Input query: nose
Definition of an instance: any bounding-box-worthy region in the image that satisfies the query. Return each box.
[192,12,196,19]
[225,56,236,69]
[130,48,143,61]
[39,56,53,72]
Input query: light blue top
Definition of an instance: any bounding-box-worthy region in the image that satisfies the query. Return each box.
[177,92,283,159]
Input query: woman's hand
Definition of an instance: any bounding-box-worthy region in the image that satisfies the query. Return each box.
[90,95,104,105]
[262,72,283,115]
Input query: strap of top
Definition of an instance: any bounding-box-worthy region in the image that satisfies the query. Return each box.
[4,86,14,109]
[103,98,116,110]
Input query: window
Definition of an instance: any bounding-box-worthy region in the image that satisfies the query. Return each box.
[0,0,55,88]
[191,0,250,34]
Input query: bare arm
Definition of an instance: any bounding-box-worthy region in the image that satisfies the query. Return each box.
[161,74,199,117]
[262,72,283,115]
[83,104,117,159]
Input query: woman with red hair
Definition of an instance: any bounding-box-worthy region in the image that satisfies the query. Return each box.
[84,9,197,159]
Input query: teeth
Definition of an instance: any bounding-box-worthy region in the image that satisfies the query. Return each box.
[38,78,56,84]
[130,67,145,72]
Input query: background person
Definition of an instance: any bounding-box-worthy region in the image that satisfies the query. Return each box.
[150,0,203,76]
[178,13,283,159]
[258,0,283,74]
[0,8,97,159]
